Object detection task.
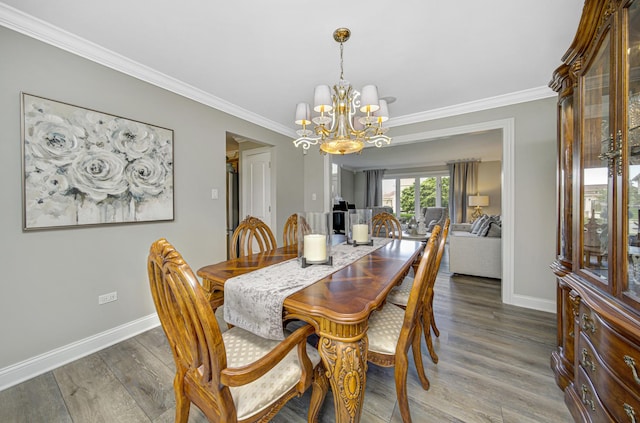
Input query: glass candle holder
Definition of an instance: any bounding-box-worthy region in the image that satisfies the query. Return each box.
[298,212,333,267]
[348,209,373,246]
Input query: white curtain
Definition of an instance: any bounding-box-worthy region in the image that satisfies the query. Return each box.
[365,169,385,207]
[448,161,479,223]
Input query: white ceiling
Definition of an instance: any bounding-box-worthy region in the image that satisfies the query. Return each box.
[0,0,584,167]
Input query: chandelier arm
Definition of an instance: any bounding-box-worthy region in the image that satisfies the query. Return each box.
[293,135,320,150]
[366,134,391,148]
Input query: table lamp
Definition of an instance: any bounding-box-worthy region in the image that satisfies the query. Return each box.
[469,194,489,222]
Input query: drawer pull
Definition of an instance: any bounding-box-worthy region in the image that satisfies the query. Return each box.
[625,403,637,423]
[581,313,596,334]
[581,384,596,411]
[581,348,596,372]
[624,356,640,384]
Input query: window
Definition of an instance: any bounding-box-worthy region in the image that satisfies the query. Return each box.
[383,174,449,222]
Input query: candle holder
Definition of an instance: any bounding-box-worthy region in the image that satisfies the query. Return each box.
[298,212,333,268]
[347,209,373,246]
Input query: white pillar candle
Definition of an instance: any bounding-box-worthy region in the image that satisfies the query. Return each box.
[304,234,327,262]
[352,224,369,243]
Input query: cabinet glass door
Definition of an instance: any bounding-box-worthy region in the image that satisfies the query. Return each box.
[626,0,640,298]
[581,32,611,283]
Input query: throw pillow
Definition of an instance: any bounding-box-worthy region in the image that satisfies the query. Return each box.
[471,215,488,234]
[478,216,499,237]
[486,221,502,237]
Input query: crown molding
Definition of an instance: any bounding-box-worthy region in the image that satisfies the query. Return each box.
[1,3,552,138]
[0,3,295,138]
[387,86,556,127]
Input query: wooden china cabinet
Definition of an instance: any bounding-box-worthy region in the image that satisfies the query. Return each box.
[550,0,640,421]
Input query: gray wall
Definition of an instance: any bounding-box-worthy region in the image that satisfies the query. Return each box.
[477,160,502,216]
[0,27,303,369]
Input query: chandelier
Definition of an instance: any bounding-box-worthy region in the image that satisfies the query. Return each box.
[293,28,391,155]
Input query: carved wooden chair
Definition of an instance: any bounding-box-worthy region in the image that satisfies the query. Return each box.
[387,218,450,364]
[365,225,441,423]
[371,212,403,239]
[282,213,311,247]
[231,216,277,259]
[147,238,328,423]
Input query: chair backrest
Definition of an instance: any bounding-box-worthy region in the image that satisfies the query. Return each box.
[231,216,277,259]
[371,212,403,239]
[432,218,450,278]
[282,213,311,247]
[397,225,442,350]
[147,239,231,415]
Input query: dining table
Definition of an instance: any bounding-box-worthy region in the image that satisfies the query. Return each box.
[197,237,425,423]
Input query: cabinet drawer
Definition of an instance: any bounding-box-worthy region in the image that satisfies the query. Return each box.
[579,303,640,393]
[575,366,615,422]
[579,334,640,423]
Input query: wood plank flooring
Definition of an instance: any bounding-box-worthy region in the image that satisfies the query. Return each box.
[0,252,572,422]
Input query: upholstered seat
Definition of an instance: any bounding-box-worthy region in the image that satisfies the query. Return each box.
[147,238,327,422]
[221,328,321,420]
[366,226,441,423]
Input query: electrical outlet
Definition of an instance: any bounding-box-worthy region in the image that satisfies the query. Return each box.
[98,291,118,305]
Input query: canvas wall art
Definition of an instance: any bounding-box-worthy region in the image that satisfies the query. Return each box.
[21,93,174,230]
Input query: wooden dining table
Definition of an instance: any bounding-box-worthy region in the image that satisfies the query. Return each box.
[197,238,425,423]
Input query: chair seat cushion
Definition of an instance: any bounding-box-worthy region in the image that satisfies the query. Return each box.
[223,327,321,420]
[367,303,406,355]
[386,277,413,307]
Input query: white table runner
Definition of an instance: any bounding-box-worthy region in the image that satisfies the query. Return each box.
[223,237,393,340]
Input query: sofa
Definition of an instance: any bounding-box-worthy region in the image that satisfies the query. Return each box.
[448,215,501,279]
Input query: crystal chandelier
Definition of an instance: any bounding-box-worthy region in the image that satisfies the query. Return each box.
[293,28,391,155]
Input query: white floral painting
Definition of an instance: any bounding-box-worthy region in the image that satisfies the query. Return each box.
[21,93,174,229]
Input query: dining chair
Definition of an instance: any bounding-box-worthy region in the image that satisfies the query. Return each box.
[387,218,450,363]
[371,212,403,239]
[365,225,441,423]
[231,216,277,259]
[282,213,311,247]
[147,238,328,423]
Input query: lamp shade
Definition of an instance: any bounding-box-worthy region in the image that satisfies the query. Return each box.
[468,195,489,207]
[374,99,389,123]
[313,85,333,112]
[295,102,311,125]
[359,85,380,113]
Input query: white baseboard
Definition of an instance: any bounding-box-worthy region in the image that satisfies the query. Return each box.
[0,313,160,392]
[509,293,556,314]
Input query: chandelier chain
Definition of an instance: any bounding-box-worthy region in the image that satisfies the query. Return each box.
[339,41,345,81]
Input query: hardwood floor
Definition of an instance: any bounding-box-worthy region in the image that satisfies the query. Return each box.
[0,253,572,422]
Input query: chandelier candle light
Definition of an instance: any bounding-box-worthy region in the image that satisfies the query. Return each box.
[294,28,392,155]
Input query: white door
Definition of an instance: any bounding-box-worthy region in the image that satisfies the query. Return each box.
[241,148,272,229]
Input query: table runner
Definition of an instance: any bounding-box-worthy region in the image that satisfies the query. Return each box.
[223,237,393,340]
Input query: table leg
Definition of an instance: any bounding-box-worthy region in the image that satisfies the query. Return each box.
[317,333,368,422]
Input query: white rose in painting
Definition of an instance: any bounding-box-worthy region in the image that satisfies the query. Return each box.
[126,156,167,198]
[69,110,115,150]
[110,118,156,159]
[69,150,129,202]
[25,113,85,166]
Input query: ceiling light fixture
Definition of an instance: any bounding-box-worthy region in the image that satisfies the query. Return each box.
[293,28,391,155]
